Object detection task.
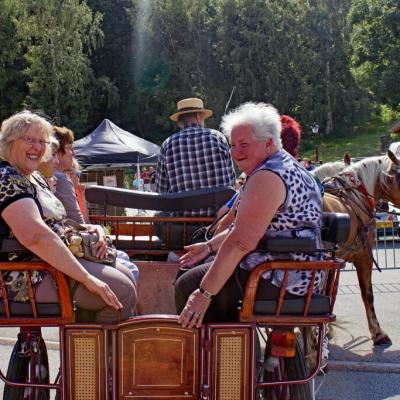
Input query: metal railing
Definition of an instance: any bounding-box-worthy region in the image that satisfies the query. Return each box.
[345,230,400,270]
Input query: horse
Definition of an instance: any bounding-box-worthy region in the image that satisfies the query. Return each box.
[312,152,352,182]
[313,160,347,181]
[315,144,400,345]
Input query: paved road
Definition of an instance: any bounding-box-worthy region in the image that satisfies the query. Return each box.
[316,268,400,399]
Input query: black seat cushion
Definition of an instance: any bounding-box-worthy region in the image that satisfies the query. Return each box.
[0,300,61,317]
[254,293,330,316]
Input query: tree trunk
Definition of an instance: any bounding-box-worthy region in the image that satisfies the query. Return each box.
[325,60,333,135]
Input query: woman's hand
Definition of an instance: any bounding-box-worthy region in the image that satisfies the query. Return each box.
[82,274,122,311]
[87,224,107,259]
[178,289,211,328]
[179,243,210,268]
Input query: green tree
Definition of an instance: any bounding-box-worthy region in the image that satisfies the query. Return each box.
[16,0,104,133]
[292,0,370,137]
[127,0,222,142]
[349,0,400,109]
[0,0,26,120]
[85,0,133,131]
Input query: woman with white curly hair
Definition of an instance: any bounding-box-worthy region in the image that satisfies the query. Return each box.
[175,102,323,328]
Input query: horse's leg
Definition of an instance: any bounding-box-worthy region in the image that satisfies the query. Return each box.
[353,250,392,346]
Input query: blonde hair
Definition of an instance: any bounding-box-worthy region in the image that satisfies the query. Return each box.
[0,110,53,161]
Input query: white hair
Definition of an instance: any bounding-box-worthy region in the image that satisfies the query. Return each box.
[220,102,282,148]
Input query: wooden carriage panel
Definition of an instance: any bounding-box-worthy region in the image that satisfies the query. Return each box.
[118,320,199,399]
[135,261,181,314]
[64,328,106,400]
[210,327,252,400]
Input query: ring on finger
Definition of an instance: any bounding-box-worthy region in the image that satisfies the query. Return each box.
[187,310,193,316]
[194,312,200,318]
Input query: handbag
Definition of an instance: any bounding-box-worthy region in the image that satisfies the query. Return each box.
[77,231,117,265]
[188,207,230,244]
[57,220,117,266]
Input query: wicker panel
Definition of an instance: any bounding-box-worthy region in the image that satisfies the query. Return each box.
[74,338,97,399]
[211,328,251,400]
[65,329,105,400]
[219,336,243,399]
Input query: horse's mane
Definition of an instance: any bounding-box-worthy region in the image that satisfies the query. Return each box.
[341,156,390,196]
[312,161,346,181]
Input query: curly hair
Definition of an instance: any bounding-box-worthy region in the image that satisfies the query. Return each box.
[221,102,282,148]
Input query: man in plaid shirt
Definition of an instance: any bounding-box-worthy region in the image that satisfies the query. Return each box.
[155,98,235,216]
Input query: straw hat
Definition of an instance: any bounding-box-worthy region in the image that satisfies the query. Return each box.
[170,98,213,122]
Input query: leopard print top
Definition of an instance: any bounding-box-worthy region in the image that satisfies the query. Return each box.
[239,150,324,296]
[0,162,65,302]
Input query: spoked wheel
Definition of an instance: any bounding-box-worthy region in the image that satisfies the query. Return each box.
[258,336,312,400]
[3,335,50,400]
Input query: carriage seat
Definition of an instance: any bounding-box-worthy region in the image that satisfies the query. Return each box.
[240,212,349,321]
[86,185,236,251]
[257,212,350,253]
[85,185,236,212]
[254,294,330,315]
[0,258,74,324]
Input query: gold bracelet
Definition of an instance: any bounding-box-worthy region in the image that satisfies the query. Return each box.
[206,241,213,254]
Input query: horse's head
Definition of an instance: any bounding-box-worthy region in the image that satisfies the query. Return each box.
[377,142,400,206]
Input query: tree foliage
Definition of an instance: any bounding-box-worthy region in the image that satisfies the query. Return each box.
[15,0,105,132]
[349,0,400,108]
[0,0,26,120]
[0,0,396,143]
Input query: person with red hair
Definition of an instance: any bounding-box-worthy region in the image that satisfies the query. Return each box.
[280,114,302,158]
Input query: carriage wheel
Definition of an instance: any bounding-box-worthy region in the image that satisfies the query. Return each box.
[3,336,50,400]
[259,336,312,400]
[284,336,312,399]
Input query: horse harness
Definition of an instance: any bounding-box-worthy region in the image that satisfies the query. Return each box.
[322,174,382,271]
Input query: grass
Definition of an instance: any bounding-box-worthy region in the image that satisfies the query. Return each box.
[300,118,391,162]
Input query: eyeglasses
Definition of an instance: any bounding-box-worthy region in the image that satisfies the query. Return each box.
[19,136,50,147]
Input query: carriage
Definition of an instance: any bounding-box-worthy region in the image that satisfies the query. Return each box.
[0,186,349,400]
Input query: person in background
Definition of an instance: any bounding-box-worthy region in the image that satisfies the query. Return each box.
[175,102,323,328]
[53,126,85,223]
[0,111,136,322]
[302,158,315,171]
[155,97,235,217]
[133,173,144,191]
[65,158,90,223]
[149,166,156,191]
[37,136,59,193]
[141,167,151,192]
[343,152,351,165]
[280,114,302,159]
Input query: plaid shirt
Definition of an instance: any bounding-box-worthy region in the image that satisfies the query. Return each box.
[155,124,235,216]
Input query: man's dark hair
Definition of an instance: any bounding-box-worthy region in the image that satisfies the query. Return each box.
[177,112,200,126]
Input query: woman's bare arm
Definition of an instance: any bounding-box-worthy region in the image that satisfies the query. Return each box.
[178,170,286,328]
[2,198,122,310]
[200,170,286,295]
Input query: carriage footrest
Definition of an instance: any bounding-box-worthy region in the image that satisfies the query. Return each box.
[254,294,330,315]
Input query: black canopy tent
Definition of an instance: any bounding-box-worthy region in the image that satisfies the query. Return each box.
[74,119,160,166]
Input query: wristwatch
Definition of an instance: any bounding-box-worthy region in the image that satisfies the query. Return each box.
[199,286,214,299]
